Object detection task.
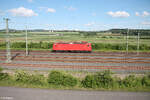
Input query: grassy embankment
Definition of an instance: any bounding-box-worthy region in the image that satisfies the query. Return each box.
[0,68,150,92]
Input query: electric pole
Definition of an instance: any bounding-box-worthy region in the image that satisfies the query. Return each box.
[126,28,129,54]
[4,18,11,63]
[137,32,140,55]
[25,26,28,56]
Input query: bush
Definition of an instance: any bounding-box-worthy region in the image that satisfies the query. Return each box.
[0,73,9,80]
[41,42,49,49]
[11,42,26,48]
[123,75,142,88]
[140,44,149,50]
[0,43,6,48]
[102,36,107,38]
[82,70,115,88]
[82,75,97,88]
[63,74,78,87]
[15,70,44,85]
[82,71,148,89]
[47,71,78,87]
[91,43,150,51]
[128,45,137,50]
[28,42,41,48]
[92,43,127,50]
[29,74,45,85]
[0,67,9,81]
[142,74,150,86]
[10,42,53,49]
[1,69,150,90]
[0,67,3,72]
[2,41,150,51]
[95,70,114,88]
[47,71,64,85]
[15,70,30,83]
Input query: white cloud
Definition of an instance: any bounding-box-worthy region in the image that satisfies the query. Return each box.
[143,11,150,17]
[107,11,130,18]
[9,7,38,17]
[64,6,77,11]
[27,0,33,3]
[85,22,95,26]
[135,11,150,17]
[135,12,140,16]
[85,23,92,26]
[47,8,56,13]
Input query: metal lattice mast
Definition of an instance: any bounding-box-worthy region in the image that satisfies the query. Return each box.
[25,26,28,56]
[126,28,129,54]
[137,32,140,55]
[5,18,11,63]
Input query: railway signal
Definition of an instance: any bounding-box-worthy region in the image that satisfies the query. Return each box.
[4,18,11,63]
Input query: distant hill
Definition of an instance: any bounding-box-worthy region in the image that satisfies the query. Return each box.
[0,28,150,35]
[109,29,150,35]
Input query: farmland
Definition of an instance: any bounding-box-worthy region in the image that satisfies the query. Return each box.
[0,31,150,45]
[0,31,150,52]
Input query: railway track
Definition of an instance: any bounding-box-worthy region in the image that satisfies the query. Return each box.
[0,57,150,64]
[0,50,150,72]
[1,54,150,63]
[0,50,150,57]
[1,54,150,60]
[1,53,150,59]
[1,63,150,70]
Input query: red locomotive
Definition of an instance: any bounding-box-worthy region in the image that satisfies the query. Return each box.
[52,41,92,52]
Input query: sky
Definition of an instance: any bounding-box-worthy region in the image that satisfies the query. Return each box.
[0,0,150,30]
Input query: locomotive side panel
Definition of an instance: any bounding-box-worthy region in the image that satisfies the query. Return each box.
[52,42,92,52]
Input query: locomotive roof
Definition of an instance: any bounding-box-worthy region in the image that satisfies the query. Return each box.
[56,41,88,44]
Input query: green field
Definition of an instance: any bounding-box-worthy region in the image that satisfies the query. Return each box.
[0,32,150,51]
